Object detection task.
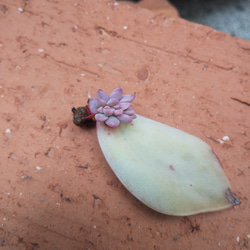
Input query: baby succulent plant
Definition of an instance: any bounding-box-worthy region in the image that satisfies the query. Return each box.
[88,87,136,128]
[73,86,241,216]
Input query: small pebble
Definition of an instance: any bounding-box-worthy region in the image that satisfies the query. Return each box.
[218,139,224,144]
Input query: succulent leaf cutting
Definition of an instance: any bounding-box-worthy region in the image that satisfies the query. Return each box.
[72,86,241,216]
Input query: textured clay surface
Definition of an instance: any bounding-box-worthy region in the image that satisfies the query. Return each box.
[0,0,249,249]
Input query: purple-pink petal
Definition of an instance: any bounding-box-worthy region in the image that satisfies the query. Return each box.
[88,98,98,113]
[97,89,109,102]
[119,94,135,103]
[120,102,131,110]
[117,114,133,123]
[103,106,114,116]
[105,116,120,128]
[113,104,121,109]
[114,109,123,116]
[95,113,108,122]
[97,107,103,113]
[106,98,119,106]
[96,98,106,108]
[123,109,135,115]
[109,86,123,100]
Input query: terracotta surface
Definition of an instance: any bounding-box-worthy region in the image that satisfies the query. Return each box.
[128,0,179,17]
[0,0,249,249]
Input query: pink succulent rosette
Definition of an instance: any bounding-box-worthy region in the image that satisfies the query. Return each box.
[88,87,136,128]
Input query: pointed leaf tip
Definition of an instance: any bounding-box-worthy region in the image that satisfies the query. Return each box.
[225,189,241,206]
[97,89,109,102]
[109,86,123,100]
[120,94,136,103]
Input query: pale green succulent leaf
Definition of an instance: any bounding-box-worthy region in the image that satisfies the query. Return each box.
[97,115,239,216]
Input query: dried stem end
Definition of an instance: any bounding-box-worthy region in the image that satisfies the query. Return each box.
[72,106,96,128]
[225,188,241,206]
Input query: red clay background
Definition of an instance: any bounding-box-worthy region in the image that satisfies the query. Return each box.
[0,1,249,249]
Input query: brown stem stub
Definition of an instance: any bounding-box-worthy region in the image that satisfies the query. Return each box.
[72,106,96,128]
[225,188,241,206]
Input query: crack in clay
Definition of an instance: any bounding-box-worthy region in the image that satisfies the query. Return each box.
[121,36,234,71]
[0,207,83,243]
[41,54,100,78]
[96,26,117,37]
[16,35,99,77]
[96,26,235,71]
[231,97,250,107]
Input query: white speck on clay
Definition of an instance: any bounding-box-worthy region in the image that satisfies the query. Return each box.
[217,136,230,144]
[18,7,23,13]
[123,25,128,30]
[38,48,44,53]
[217,139,224,144]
